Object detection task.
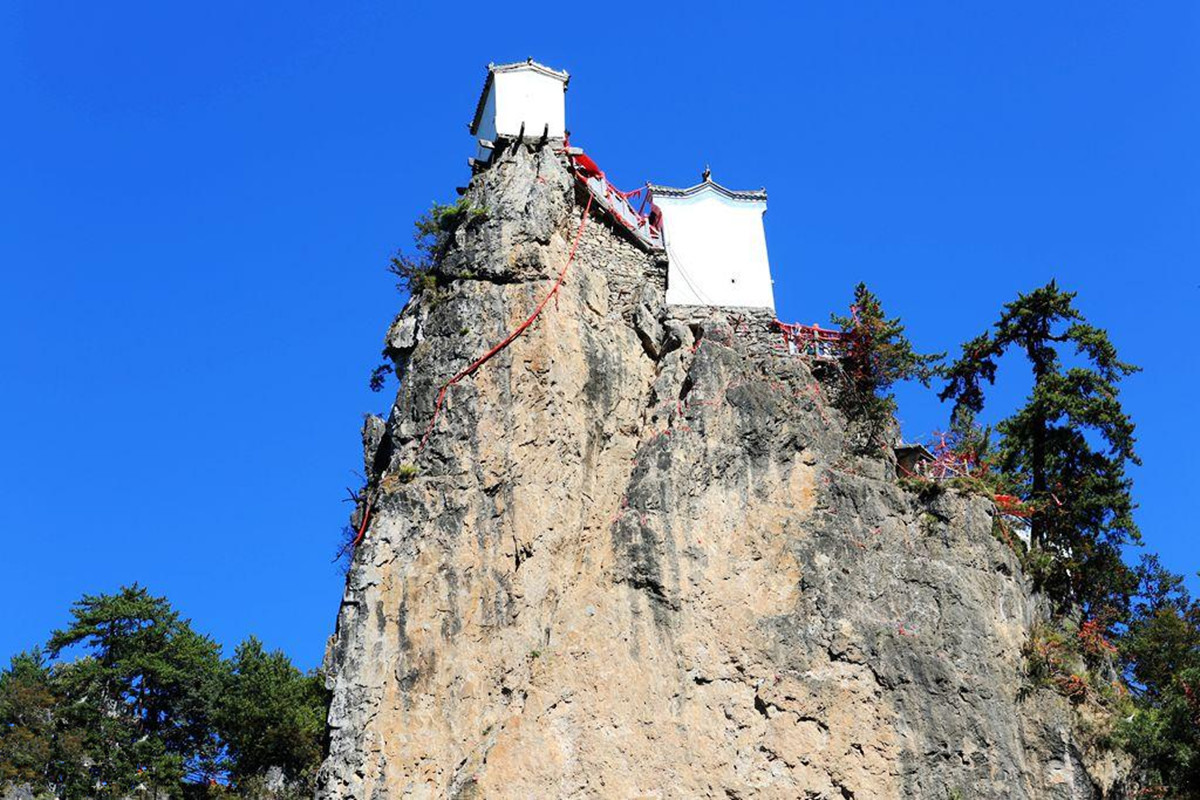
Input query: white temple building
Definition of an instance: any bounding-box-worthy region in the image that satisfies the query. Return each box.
[466,60,777,312]
[649,170,776,311]
[469,59,569,164]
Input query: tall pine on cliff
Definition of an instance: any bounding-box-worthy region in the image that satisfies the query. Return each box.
[831,282,941,436]
[939,281,1141,614]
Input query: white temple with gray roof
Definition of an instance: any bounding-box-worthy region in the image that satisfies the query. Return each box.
[649,170,775,312]
[468,60,776,312]
[469,59,569,164]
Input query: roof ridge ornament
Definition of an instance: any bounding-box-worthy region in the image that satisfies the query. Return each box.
[702,165,712,183]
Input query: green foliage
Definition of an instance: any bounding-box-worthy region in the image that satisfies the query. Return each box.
[375,197,487,390]
[1025,623,1085,695]
[917,511,941,535]
[46,584,226,793]
[1124,559,1200,699]
[216,637,328,794]
[368,362,393,392]
[897,476,942,501]
[939,281,1141,614]
[1018,557,1200,794]
[1115,557,1200,795]
[0,650,87,796]
[0,651,54,784]
[946,411,1002,484]
[396,463,419,483]
[935,285,1200,788]
[387,197,485,296]
[1023,618,1127,711]
[0,586,328,799]
[945,474,998,501]
[831,282,942,432]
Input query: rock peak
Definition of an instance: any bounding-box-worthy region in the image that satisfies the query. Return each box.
[316,141,1126,800]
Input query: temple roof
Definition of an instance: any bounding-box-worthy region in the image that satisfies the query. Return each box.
[894,443,935,461]
[469,59,571,135]
[487,59,570,81]
[649,168,767,203]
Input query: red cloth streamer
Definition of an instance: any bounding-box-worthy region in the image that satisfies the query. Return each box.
[572,153,603,178]
[994,494,1033,517]
[351,492,375,547]
[418,190,595,452]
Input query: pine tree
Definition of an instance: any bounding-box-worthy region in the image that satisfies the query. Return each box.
[0,650,87,796]
[46,585,226,796]
[831,282,941,433]
[217,636,328,794]
[1,588,331,799]
[1117,556,1200,794]
[939,281,1141,612]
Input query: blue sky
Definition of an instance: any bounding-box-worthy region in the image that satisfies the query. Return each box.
[2,2,1196,669]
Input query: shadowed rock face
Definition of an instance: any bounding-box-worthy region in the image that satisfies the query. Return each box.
[317,143,1127,799]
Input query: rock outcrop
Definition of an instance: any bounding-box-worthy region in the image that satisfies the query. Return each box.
[317,143,1125,799]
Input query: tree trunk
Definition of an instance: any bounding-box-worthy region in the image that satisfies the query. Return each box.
[1028,323,1050,550]
[1031,409,1046,549]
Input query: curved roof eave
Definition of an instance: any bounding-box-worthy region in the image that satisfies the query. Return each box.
[648,181,767,203]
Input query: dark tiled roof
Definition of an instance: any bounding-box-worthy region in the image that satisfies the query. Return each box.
[894,443,935,461]
[469,59,570,135]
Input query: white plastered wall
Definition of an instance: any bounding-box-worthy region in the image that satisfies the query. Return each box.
[658,191,776,311]
[493,70,566,140]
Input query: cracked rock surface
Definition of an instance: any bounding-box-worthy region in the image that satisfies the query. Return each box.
[317,143,1127,799]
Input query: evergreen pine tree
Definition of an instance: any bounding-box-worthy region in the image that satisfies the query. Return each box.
[47,585,226,796]
[939,281,1141,613]
[218,636,328,794]
[0,650,87,796]
[0,587,332,799]
[831,282,941,438]
[1117,556,1200,794]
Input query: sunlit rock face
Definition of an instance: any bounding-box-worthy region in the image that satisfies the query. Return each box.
[316,143,1128,800]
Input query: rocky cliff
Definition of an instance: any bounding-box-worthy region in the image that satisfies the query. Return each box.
[316,142,1125,799]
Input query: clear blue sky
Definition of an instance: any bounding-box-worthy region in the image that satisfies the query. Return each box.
[2,3,1196,670]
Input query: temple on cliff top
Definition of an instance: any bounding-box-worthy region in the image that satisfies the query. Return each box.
[469,58,777,313]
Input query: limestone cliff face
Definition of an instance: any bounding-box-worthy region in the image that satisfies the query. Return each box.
[317,144,1125,799]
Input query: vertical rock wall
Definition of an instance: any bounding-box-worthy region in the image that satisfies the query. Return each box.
[317,143,1125,799]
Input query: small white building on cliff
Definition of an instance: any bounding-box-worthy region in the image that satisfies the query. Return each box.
[469,59,569,164]
[650,170,775,312]
[467,60,776,312]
